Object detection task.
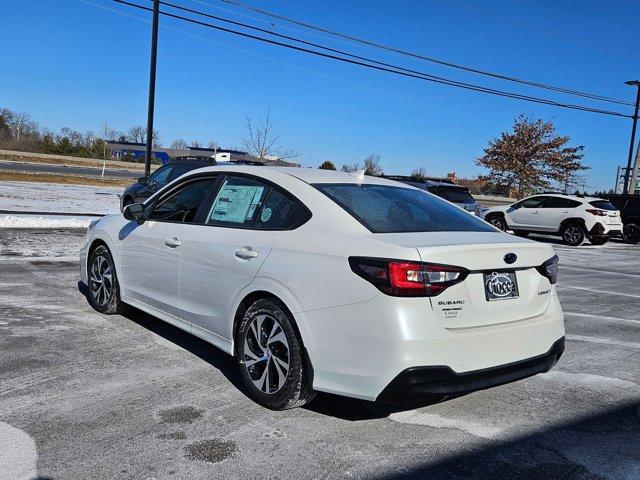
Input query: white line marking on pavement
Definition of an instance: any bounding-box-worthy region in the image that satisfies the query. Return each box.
[0,422,37,480]
[559,265,640,278]
[567,334,640,350]
[564,311,640,327]
[558,285,640,299]
[388,411,503,439]
[541,370,638,390]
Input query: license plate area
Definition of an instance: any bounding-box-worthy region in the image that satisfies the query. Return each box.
[483,271,519,302]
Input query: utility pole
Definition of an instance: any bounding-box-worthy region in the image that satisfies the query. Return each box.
[144,0,160,178]
[623,80,640,194]
[630,139,640,194]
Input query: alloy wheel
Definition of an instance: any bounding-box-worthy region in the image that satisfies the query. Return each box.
[624,224,640,244]
[563,226,584,245]
[243,314,290,395]
[489,217,505,231]
[89,254,114,307]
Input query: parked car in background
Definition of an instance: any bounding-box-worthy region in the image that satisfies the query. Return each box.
[382,176,482,215]
[120,156,216,210]
[607,194,640,244]
[82,167,564,410]
[481,193,622,246]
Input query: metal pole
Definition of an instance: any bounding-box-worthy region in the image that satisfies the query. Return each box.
[629,138,640,194]
[623,82,640,194]
[144,0,160,178]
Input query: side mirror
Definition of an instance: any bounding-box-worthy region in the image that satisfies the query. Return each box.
[123,203,145,224]
[138,176,147,185]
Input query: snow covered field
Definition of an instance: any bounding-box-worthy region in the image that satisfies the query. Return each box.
[0,181,121,214]
[0,181,120,228]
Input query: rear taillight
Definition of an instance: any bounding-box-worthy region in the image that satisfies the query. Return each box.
[586,209,607,216]
[536,255,559,284]
[349,257,468,297]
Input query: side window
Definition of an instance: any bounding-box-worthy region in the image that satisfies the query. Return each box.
[254,188,310,230]
[148,164,173,186]
[566,199,582,208]
[547,197,570,208]
[205,176,269,228]
[520,196,548,208]
[148,178,215,223]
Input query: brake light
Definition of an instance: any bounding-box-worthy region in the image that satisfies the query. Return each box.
[586,209,607,216]
[349,257,468,297]
[536,255,559,284]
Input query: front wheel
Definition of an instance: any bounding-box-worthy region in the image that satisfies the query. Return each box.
[561,224,586,246]
[623,223,640,244]
[87,245,127,314]
[487,214,507,231]
[235,298,315,410]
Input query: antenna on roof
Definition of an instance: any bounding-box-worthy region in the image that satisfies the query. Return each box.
[351,169,366,183]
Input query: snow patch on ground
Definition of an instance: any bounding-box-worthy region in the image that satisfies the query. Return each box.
[388,410,503,439]
[0,180,120,214]
[0,215,95,229]
[0,422,38,480]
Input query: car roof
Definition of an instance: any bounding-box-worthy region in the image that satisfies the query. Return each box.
[182,165,416,187]
[528,193,603,202]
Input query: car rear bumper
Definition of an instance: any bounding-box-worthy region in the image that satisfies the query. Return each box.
[590,222,622,236]
[297,291,565,401]
[377,336,564,405]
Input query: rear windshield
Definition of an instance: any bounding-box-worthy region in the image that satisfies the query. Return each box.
[437,187,475,204]
[315,183,494,233]
[589,200,617,211]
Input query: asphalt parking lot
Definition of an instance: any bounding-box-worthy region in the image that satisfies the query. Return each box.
[1,229,639,480]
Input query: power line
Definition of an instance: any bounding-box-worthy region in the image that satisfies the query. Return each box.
[114,0,632,119]
[198,0,634,107]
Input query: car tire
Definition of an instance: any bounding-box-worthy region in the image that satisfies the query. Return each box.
[86,245,127,314]
[561,223,586,246]
[588,235,609,246]
[487,214,507,231]
[623,223,640,245]
[513,230,529,237]
[235,298,315,410]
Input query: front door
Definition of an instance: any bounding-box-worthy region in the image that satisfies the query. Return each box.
[119,176,217,318]
[507,196,549,230]
[538,197,578,232]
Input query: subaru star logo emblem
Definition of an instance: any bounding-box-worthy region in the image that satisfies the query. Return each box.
[504,253,517,264]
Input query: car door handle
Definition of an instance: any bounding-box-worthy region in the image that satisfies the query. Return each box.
[532,210,539,214]
[235,247,258,260]
[561,210,569,213]
[164,237,182,248]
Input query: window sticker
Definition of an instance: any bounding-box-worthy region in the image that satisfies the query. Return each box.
[260,207,272,223]
[208,183,265,224]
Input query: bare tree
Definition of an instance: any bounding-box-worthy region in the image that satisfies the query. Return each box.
[3,110,38,141]
[207,140,219,150]
[341,162,361,173]
[363,153,383,176]
[170,139,189,150]
[243,108,300,160]
[411,167,427,181]
[127,125,161,146]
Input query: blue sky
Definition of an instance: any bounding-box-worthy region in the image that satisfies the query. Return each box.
[1,0,638,190]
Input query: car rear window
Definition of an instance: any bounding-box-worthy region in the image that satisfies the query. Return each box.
[589,200,617,211]
[315,183,494,233]
[437,187,476,204]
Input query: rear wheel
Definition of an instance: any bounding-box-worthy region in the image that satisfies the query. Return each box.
[623,222,640,244]
[87,245,127,314]
[235,298,315,410]
[588,235,609,246]
[487,214,507,231]
[561,224,586,247]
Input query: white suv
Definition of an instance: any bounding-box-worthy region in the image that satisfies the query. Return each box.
[481,193,622,246]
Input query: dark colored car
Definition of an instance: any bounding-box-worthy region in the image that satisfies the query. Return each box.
[381,176,482,215]
[607,194,640,244]
[120,156,216,211]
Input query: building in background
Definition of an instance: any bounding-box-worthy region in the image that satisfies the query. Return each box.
[105,141,300,167]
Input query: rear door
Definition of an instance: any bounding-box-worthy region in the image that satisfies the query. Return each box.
[507,196,549,229]
[539,197,580,232]
[179,174,304,340]
[119,176,217,317]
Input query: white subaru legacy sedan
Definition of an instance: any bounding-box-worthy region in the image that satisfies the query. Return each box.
[80,166,565,409]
